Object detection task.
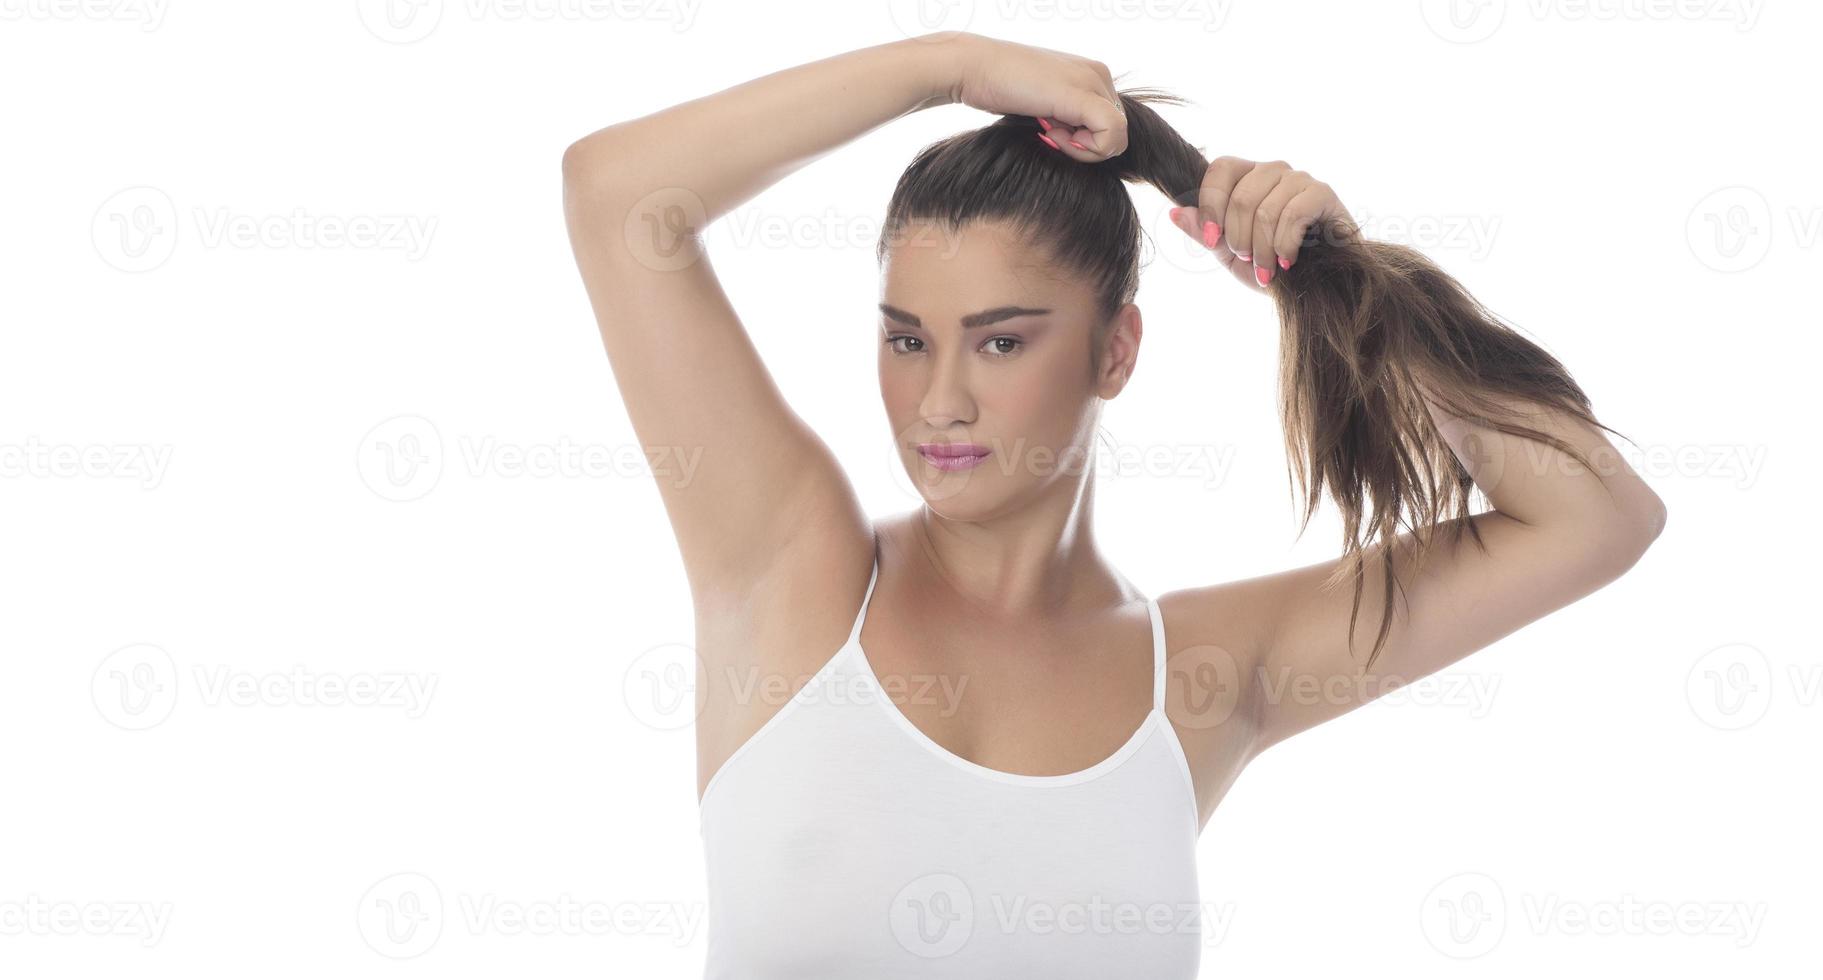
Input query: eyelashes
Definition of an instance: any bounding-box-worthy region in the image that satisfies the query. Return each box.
[883,335,1024,357]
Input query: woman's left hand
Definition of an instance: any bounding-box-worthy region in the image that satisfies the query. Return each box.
[1167,158,1355,291]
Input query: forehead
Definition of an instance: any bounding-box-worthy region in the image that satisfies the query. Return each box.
[879,218,1091,313]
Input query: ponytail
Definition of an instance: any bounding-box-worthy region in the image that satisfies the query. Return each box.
[1112,88,1626,673]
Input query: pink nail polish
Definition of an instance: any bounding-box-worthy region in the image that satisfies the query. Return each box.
[1037,133,1060,150]
[1256,265,1273,286]
[1037,116,1052,132]
[1278,256,1291,270]
[1068,139,1086,150]
[1201,221,1218,249]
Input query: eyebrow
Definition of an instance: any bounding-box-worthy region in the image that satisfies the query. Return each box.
[878,303,1053,330]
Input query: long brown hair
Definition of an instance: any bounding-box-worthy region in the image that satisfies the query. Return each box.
[878,87,1631,673]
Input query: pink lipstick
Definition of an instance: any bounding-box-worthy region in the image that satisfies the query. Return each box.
[917,442,990,472]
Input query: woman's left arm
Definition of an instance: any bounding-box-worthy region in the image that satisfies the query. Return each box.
[1167,160,1667,757]
[1238,391,1664,757]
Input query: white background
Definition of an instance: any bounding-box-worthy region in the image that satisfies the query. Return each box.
[2,0,1816,976]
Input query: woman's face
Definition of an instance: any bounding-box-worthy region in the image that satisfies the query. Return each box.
[877,218,1140,517]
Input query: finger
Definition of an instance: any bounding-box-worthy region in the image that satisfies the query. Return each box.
[1195,156,1251,252]
[1054,86,1127,159]
[1271,180,1337,271]
[1252,170,1311,287]
[1224,160,1289,274]
[1167,205,1200,242]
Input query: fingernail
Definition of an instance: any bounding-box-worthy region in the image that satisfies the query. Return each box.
[1201,221,1219,249]
[1235,250,1251,262]
[1169,207,1192,233]
[1037,133,1060,150]
[1278,256,1291,270]
[1256,265,1273,286]
[1068,139,1086,150]
[1037,117,1052,132]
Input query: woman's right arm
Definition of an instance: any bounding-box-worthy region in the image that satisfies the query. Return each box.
[559,33,977,599]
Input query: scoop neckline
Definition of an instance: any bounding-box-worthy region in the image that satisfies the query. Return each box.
[847,596,1165,789]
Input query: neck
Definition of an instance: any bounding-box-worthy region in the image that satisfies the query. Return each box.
[898,467,1128,616]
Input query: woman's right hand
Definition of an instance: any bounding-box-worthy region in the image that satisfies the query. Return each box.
[944,33,1129,161]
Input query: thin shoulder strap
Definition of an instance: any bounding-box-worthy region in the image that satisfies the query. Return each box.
[845,544,880,648]
[1148,596,1167,711]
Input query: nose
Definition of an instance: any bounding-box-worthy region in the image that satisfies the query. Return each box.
[916,344,978,427]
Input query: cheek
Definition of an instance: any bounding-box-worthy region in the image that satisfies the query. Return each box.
[983,359,1094,444]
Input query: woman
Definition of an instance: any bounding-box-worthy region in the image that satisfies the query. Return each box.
[561,31,1666,978]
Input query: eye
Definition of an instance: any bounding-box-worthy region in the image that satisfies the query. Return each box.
[883,334,923,355]
[981,335,1022,357]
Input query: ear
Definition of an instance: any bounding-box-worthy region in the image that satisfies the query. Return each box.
[1095,303,1144,399]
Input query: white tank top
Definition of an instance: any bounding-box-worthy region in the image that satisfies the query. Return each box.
[698,549,1203,978]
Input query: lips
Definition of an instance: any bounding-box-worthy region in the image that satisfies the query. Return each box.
[916,442,991,472]
[918,443,989,459]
